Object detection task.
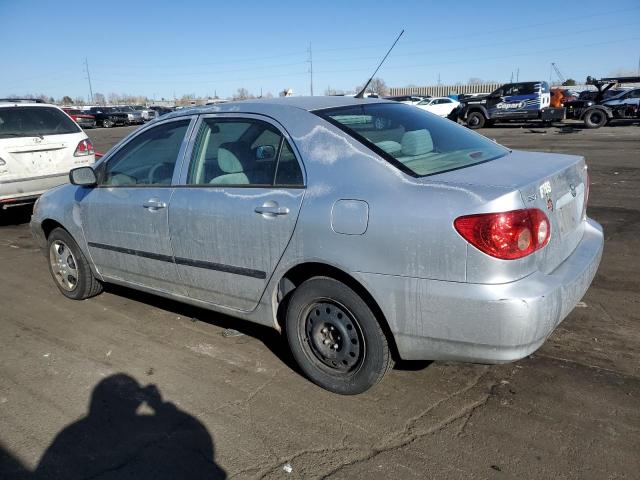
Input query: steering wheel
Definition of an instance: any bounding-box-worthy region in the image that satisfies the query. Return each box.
[148,163,164,184]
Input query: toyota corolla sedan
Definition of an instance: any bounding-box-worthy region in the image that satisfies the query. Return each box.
[30,97,603,394]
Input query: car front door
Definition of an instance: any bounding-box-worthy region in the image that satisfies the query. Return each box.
[501,82,538,119]
[168,114,305,311]
[80,117,194,294]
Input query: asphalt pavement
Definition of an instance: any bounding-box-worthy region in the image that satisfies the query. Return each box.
[0,121,638,479]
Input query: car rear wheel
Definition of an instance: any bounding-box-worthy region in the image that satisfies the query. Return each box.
[584,109,608,129]
[47,228,102,300]
[466,111,486,129]
[285,277,393,395]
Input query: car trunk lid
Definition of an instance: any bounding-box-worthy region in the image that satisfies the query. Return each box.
[2,133,84,177]
[431,150,587,274]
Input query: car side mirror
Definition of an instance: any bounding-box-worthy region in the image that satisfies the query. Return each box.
[256,145,276,160]
[69,166,97,187]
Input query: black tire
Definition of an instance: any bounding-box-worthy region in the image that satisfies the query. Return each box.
[466,111,486,129]
[47,228,102,300]
[285,277,393,395]
[584,109,608,129]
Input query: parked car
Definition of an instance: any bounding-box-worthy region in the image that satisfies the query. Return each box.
[30,97,603,394]
[86,107,129,128]
[0,100,95,209]
[133,105,158,122]
[384,95,429,105]
[414,97,460,117]
[149,106,174,117]
[116,106,144,125]
[564,76,640,127]
[62,108,96,129]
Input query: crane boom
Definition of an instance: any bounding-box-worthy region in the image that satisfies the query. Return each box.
[551,62,565,84]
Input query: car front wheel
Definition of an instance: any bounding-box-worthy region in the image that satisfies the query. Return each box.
[286,277,393,394]
[103,119,114,128]
[47,228,103,300]
[466,111,486,129]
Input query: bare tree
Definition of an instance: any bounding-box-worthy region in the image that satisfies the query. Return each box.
[73,96,85,106]
[61,96,74,105]
[233,88,252,100]
[368,77,388,96]
[468,78,484,85]
[93,93,106,105]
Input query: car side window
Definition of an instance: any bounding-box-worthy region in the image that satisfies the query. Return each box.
[187,118,303,187]
[101,119,190,187]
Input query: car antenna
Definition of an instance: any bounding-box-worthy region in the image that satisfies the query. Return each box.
[354,30,404,99]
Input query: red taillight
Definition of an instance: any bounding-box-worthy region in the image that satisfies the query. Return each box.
[74,139,94,157]
[454,209,550,260]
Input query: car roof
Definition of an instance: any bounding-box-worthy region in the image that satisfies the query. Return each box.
[160,96,392,121]
[0,102,60,108]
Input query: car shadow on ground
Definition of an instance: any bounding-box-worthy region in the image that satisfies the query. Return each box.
[104,284,433,374]
[0,374,226,479]
[0,205,32,227]
[104,283,304,375]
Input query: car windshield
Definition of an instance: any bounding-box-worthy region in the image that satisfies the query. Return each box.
[315,103,508,177]
[0,106,80,138]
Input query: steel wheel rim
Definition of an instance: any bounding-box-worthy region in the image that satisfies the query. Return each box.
[49,240,79,292]
[469,115,480,127]
[302,300,365,373]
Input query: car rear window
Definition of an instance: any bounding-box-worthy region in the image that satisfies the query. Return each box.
[0,106,80,138]
[315,103,508,177]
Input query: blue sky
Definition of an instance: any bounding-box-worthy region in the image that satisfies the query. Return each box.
[1,0,639,101]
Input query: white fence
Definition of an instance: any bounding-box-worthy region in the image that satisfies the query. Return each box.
[389,83,501,97]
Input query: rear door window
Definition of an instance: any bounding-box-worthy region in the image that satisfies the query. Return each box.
[187,118,304,187]
[0,106,80,138]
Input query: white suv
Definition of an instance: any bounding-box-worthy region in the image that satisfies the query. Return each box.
[0,100,95,209]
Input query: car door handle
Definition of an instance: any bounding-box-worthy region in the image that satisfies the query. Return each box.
[143,199,167,210]
[255,202,289,217]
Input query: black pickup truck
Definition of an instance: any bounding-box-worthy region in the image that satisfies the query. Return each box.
[452,81,565,129]
[86,107,129,128]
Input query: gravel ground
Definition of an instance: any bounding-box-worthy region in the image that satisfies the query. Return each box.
[0,120,638,479]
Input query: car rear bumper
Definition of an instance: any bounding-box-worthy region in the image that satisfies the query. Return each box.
[356,218,604,362]
[0,172,70,205]
[77,119,96,128]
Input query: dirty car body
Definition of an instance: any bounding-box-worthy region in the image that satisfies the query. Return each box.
[31,96,603,393]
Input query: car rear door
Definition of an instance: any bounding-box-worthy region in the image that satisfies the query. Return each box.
[80,117,194,294]
[168,114,305,311]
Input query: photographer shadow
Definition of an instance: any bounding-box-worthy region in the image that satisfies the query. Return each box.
[28,373,226,479]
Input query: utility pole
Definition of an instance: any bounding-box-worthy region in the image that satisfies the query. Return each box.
[437,73,441,85]
[83,57,94,103]
[516,67,519,82]
[307,42,314,96]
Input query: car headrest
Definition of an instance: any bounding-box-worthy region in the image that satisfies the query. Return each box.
[401,129,433,156]
[218,148,243,174]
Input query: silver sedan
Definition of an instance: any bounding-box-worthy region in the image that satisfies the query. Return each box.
[30,97,603,394]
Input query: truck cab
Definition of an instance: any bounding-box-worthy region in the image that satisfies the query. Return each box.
[455,81,564,129]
